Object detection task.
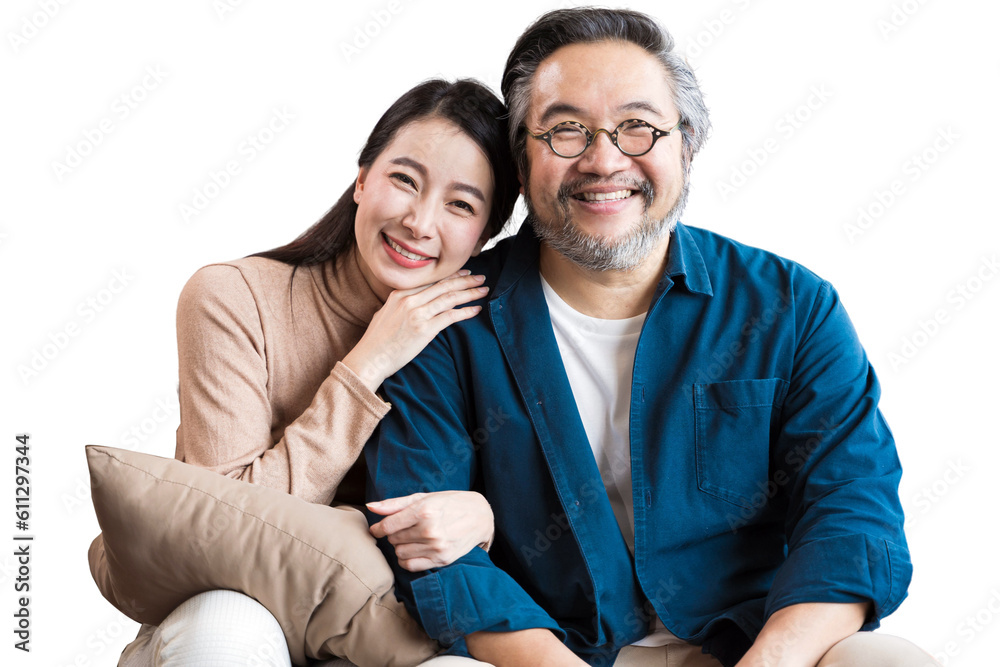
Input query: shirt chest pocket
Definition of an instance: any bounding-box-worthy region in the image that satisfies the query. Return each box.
[693,378,789,509]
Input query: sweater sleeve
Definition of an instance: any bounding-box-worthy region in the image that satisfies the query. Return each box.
[175,263,390,505]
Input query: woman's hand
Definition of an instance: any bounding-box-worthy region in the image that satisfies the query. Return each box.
[368,491,494,571]
[342,270,488,391]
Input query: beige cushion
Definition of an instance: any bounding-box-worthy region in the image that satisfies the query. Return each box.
[86,444,437,667]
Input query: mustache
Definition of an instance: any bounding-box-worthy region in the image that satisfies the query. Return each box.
[555,177,655,205]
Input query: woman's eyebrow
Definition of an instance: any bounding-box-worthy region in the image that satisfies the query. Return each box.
[390,156,484,203]
[389,156,427,176]
[451,182,485,203]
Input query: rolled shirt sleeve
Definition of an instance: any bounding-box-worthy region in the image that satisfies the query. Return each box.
[764,280,911,625]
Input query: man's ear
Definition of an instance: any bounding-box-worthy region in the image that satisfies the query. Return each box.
[353,166,369,204]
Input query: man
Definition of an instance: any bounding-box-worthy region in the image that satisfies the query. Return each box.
[366,8,935,667]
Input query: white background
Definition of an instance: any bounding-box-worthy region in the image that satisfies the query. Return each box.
[1,1,997,665]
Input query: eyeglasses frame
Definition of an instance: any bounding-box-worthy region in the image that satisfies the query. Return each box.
[527,118,683,158]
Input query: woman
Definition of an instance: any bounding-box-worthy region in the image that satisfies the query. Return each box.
[121,79,518,666]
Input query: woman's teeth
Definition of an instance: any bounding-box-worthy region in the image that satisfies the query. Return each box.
[385,235,431,260]
[579,189,633,202]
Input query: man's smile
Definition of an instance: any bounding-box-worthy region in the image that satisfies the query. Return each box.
[572,189,636,202]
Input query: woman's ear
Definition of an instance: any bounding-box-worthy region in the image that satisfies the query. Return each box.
[353,166,368,204]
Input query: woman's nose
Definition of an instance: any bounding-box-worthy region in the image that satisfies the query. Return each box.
[400,204,435,239]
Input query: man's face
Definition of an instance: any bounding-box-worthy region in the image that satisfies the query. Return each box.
[522,40,687,271]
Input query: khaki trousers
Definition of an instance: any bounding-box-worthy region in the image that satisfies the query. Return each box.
[613,632,940,666]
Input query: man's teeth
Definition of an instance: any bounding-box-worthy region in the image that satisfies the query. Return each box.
[386,236,431,261]
[580,190,633,202]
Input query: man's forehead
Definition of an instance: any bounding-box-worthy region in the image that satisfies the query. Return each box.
[528,41,675,123]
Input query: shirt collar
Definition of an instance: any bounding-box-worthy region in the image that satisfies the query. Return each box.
[664,222,713,297]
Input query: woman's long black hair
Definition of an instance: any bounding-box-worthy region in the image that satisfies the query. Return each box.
[252,79,518,268]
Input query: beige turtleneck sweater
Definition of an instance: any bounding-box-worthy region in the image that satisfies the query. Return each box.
[173,249,387,506]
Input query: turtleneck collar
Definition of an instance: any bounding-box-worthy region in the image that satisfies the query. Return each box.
[308,246,384,328]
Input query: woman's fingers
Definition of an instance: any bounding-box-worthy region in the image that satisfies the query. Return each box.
[367,492,427,515]
[395,273,488,309]
[369,506,420,539]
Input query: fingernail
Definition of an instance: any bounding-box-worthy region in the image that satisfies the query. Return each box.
[478,286,489,294]
[458,269,471,276]
[366,501,381,507]
[475,274,486,282]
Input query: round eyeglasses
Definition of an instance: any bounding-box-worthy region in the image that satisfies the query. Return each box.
[528,118,682,158]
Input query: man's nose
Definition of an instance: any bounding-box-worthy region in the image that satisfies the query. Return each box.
[578,130,630,175]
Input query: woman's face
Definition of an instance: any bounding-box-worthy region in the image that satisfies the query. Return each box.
[353,116,494,299]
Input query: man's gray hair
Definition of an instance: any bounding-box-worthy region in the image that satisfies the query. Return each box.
[501,8,711,179]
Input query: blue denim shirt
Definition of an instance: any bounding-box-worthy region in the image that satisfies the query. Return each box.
[365,221,911,666]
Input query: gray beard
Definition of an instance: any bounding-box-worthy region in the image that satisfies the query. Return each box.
[525,176,689,272]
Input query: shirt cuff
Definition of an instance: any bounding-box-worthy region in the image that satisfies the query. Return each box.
[765,533,912,628]
[408,550,565,646]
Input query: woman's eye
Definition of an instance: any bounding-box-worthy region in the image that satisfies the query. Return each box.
[391,173,416,187]
[451,200,475,214]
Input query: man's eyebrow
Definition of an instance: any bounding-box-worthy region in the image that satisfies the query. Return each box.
[390,156,484,203]
[617,100,665,118]
[536,100,667,128]
[537,103,583,129]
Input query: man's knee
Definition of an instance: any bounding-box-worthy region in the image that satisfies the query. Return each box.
[817,632,940,667]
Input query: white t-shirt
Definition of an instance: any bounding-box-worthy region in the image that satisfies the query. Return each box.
[540,274,680,647]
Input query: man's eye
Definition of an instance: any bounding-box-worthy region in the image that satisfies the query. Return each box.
[391,173,416,187]
[552,126,582,136]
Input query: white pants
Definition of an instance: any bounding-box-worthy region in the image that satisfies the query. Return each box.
[118,590,490,667]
